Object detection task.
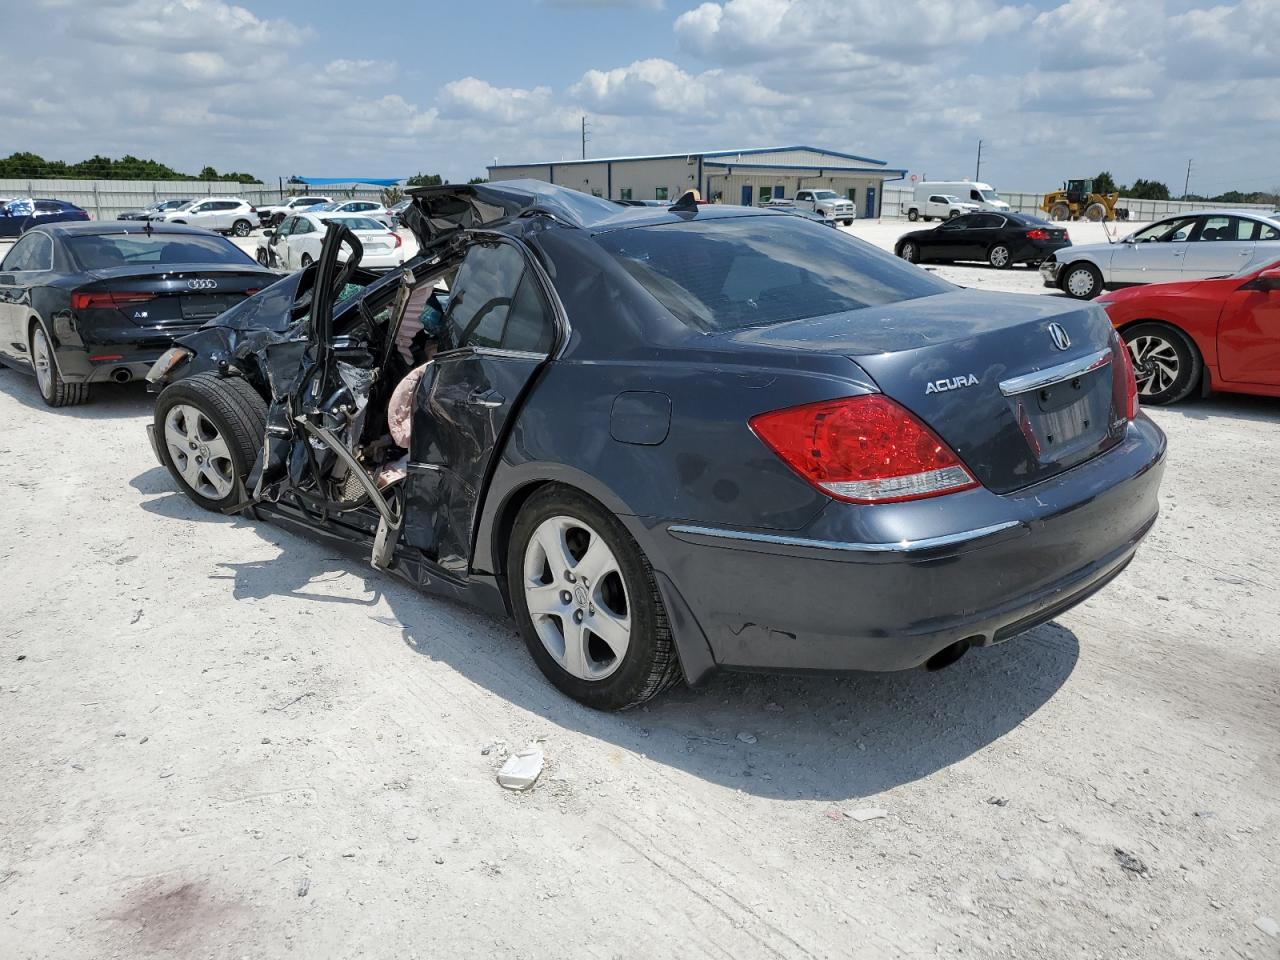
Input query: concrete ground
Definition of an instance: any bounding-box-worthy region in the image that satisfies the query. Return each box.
[1,218,1278,960]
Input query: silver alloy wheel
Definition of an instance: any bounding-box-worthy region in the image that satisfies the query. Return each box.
[523,515,631,681]
[1127,334,1179,396]
[31,326,53,398]
[1065,266,1096,297]
[163,403,236,501]
[990,245,1010,267]
[902,242,917,263]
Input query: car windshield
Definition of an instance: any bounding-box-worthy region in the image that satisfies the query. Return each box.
[596,215,952,333]
[66,233,256,269]
[312,202,342,211]
[979,189,1001,202]
[944,195,962,203]
[812,190,840,199]
[320,216,385,231]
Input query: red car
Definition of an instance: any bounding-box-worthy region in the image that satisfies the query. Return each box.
[1099,258,1280,404]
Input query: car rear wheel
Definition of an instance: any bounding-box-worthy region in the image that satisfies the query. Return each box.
[508,485,680,710]
[899,241,919,263]
[907,209,919,221]
[155,374,266,512]
[29,322,89,407]
[1062,262,1103,299]
[988,243,1012,269]
[1122,322,1201,405]
[232,219,252,237]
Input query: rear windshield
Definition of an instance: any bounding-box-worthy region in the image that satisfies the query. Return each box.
[595,215,952,332]
[67,233,256,270]
[321,216,384,231]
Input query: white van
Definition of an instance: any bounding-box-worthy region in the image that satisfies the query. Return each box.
[918,181,1009,212]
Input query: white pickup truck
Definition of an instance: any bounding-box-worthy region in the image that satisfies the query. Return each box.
[905,190,980,222]
[765,189,856,225]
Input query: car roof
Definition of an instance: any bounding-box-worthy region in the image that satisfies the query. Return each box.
[410,178,806,237]
[301,211,389,226]
[41,221,225,237]
[1158,209,1280,225]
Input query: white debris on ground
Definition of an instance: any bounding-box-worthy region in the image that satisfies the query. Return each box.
[496,744,544,791]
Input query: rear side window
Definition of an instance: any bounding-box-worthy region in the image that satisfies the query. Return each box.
[441,241,555,354]
[66,233,255,269]
[2,232,53,271]
[1259,223,1280,241]
[596,215,952,333]
[35,200,63,213]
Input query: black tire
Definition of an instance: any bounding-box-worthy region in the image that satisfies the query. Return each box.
[154,374,266,512]
[1061,261,1104,299]
[907,209,919,221]
[842,218,854,226]
[923,215,933,222]
[948,209,960,219]
[29,321,90,408]
[300,253,313,268]
[1121,321,1202,405]
[255,247,269,267]
[232,219,252,237]
[507,485,681,711]
[988,243,1012,269]
[899,241,919,264]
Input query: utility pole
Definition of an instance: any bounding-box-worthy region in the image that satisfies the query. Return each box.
[975,140,984,181]
[581,116,590,160]
[1183,158,1193,199]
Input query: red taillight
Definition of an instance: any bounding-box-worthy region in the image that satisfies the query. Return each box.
[749,395,979,504]
[392,232,403,248]
[244,288,260,296]
[71,291,157,311]
[1026,228,1050,241]
[1112,333,1140,419]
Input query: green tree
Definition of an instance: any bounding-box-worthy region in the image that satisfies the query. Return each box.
[467,176,488,184]
[406,172,444,187]
[1125,178,1171,201]
[1093,171,1118,195]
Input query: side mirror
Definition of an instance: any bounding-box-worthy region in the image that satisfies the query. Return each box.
[263,229,274,239]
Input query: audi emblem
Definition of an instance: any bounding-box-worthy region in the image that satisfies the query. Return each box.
[1048,321,1071,351]
[187,279,218,290]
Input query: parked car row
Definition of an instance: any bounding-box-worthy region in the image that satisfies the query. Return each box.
[254,211,405,272]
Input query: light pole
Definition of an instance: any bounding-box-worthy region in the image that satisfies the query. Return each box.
[975,140,984,182]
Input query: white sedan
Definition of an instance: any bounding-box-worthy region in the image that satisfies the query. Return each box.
[255,212,406,272]
[310,200,394,228]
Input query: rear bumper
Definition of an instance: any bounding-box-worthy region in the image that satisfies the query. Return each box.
[634,415,1166,675]
[49,318,205,384]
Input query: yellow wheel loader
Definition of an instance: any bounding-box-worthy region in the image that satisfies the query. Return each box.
[1040,179,1122,222]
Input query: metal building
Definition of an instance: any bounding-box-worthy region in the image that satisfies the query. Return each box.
[486,146,907,220]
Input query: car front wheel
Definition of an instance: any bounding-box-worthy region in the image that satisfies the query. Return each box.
[1062,262,1103,299]
[155,373,266,511]
[899,241,919,263]
[508,486,681,710]
[255,247,269,267]
[1122,322,1202,405]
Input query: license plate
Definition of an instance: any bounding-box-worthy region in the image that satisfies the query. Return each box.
[1017,370,1110,452]
[180,294,238,320]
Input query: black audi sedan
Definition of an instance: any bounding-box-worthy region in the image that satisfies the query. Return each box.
[145,181,1165,710]
[895,211,1071,269]
[0,221,275,406]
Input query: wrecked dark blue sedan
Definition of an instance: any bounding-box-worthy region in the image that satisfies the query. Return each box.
[145,181,1166,710]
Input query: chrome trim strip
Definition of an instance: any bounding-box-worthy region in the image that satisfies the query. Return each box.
[999,348,1111,397]
[667,520,1022,555]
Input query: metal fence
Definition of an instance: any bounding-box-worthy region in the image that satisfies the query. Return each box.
[0,178,389,221]
[879,185,1276,222]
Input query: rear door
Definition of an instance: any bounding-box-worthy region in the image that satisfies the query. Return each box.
[1182,215,1261,279]
[403,237,559,572]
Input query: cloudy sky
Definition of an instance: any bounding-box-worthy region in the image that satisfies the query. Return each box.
[4,0,1277,194]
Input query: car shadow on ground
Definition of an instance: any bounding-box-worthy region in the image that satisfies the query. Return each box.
[0,365,155,421]
[1152,392,1280,423]
[138,476,1081,801]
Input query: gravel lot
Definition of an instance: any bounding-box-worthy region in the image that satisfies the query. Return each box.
[1,218,1278,959]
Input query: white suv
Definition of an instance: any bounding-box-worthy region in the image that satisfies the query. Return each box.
[158,198,258,237]
[257,195,332,227]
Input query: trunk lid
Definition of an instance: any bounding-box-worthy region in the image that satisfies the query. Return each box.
[726,290,1129,494]
[75,265,275,329]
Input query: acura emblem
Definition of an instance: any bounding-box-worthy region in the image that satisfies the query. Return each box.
[1048,322,1071,351]
[187,278,218,290]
